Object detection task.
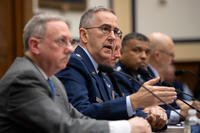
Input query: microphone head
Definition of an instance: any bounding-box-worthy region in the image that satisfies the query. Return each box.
[161,81,173,87]
[137,67,152,78]
[175,70,188,76]
[98,64,114,73]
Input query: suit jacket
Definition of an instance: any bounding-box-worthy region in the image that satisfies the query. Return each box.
[113,62,149,118]
[56,46,129,120]
[114,62,141,96]
[0,57,109,133]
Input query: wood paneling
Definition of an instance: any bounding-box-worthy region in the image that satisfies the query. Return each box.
[0,0,32,77]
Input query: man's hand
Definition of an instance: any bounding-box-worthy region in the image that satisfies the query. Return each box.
[176,99,192,120]
[144,106,167,131]
[192,100,200,118]
[177,100,200,119]
[130,77,177,109]
[128,117,152,133]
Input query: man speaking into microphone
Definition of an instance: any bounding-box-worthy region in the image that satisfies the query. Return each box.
[56,7,177,132]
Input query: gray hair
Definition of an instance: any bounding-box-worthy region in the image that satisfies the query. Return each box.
[23,14,66,51]
[79,6,116,28]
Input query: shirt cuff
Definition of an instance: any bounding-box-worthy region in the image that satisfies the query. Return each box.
[126,96,136,117]
[109,120,131,133]
[168,110,181,124]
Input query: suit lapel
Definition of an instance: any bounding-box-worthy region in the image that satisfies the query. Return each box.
[99,72,113,100]
[74,46,113,101]
[22,57,56,99]
[91,71,110,101]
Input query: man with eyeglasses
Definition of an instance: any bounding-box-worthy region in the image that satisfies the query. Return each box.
[105,32,170,131]
[148,32,175,80]
[0,13,154,133]
[147,32,200,133]
[147,32,189,124]
[56,6,177,127]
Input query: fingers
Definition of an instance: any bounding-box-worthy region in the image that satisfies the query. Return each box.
[150,86,177,104]
[131,85,177,108]
[192,100,200,109]
[176,99,183,106]
[192,101,200,118]
[146,115,166,130]
[145,106,167,130]
[143,77,160,86]
[153,113,167,130]
[176,99,190,110]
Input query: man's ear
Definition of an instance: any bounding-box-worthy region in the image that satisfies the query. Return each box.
[154,50,160,61]
[79,28,88,44]
[28,37,40,54]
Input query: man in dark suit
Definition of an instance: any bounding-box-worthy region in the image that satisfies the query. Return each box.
[0,13,152,133]
[148,32,200,132]
[56,6,177,129]
[114,33,151,95]
[112,32,168,131]
[147,32,183,125]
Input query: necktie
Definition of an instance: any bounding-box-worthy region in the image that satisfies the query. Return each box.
[98,71,112,100]
[47,78,56,99]
[107,73,123,97]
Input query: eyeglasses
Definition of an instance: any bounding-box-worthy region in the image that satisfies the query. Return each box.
[54,37,75,48]
[84,24,123,39]
[159,50,175,58]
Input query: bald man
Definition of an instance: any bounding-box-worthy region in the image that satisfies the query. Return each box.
[148,32,175,81]
[147,32,200,126]
[146,32,183,125]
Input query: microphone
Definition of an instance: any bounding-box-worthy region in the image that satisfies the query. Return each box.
[137,67,153,79]
[98,64,114,73]
[175,70,188,76]
[175,69,198,78]
[98,64,185,119]
[137,68,200,113]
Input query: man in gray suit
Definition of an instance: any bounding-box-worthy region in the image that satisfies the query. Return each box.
[0,14,151,133]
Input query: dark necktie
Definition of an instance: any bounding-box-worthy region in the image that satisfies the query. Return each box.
[47,78,56,99]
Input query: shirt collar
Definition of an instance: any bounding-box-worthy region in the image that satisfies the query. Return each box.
[80,46,99,73]
[35,64,49,80]
[148,64,160,77]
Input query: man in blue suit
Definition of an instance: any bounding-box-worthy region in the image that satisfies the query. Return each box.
[114,33,151,96]
[56,6,177,130]
[112,32,169,131]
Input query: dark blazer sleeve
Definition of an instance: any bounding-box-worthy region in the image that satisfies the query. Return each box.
[57,55,129,120]
[113,71,148,118]
[1,58,109,133]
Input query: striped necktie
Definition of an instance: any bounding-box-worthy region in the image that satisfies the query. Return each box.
[98,71,113,100]
[47,78,56,99]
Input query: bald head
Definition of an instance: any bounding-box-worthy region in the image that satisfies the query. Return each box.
[148,32,175,80]
[148,32,175,53]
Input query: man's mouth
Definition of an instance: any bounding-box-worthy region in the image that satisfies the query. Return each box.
[103,44,112,50]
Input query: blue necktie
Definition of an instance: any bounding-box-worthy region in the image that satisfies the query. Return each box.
[47,79,56,99]
[98,71,112,100]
